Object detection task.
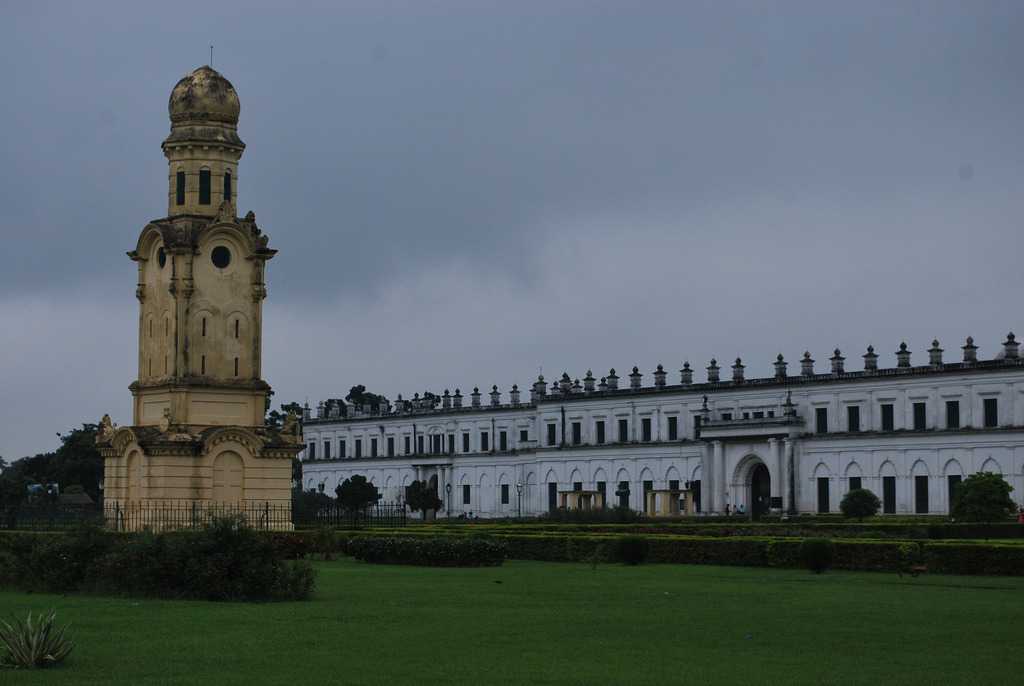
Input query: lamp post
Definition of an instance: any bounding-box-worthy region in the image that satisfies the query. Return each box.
[515,481,523,519]
[445,483,452,518]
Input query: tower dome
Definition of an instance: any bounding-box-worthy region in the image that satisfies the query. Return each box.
[168,65,240,124]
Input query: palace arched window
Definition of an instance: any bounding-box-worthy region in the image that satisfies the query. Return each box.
[198,168,211,205]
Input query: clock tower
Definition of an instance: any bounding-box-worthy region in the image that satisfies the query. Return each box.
[98,66,301,527]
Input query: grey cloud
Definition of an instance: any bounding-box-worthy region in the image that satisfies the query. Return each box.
[1,1,1022,458]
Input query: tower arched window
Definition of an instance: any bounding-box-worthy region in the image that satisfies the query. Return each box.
[199,168,211,205]
[234,319,239,339]
[175,171,185,205]
[224,171,232,202]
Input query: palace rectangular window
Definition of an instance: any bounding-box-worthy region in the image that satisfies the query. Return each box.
[597,481,606,503]
[883,476,896,513]
[462,433,470,453]
[339,440,346,458]
[847,406,860,432]
[323,441,331,460]
[595,421,605,444]
[945,400,960,429]
[198,169,211,205]
[669,479,679,491]
[571,422,581,445]
[307,442,316,460]
[641,417,652,442]
[463,485,471,506]
[880,403,894,431]
[913,402,927,431]
[448,434,455,454]
[175,171,186,205]
[915,476,929,513]
[849,476,861,491]
[984,398,999,427]
[431,435,441,454]
[815,407,828,434]
[404,436,410,455]
[387,437,395,457]
[501,484,509,505]
[752,411,764,419]
[370,439,378,458]
[499,431,508,452]
[547,423,557,446]
[817,478,829,513]
[548,483,558,512]
[947,475,962,513]
[519,429,528,443]
[223,171,232,202]
[417,436,424,454]
[480,431,489,452]
[721,413,733,421]
[354,440,362,459]
[573,482,583,492]
[667,416,678,441]
[618,419,628,443]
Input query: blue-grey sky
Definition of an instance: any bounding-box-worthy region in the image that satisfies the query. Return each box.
[1,1,1022,460]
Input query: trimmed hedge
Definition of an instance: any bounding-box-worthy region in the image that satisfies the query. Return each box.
[391,521,1024,541]
[0,519,316,601]
[346,536,507,567]
[329,530,1024,575]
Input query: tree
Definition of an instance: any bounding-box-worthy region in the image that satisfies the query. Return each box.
[405,480,442,518]
[292,457,303,489]
[840,488,881,521]
[266,401,303,430]
[345,385,388,412]
[0,424,104,504]
[951,472,1016,523]
[335,475,380,513]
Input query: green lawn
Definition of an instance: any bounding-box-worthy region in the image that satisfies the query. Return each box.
[3,560,1023,685]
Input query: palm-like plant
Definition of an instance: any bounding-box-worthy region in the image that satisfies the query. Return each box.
[0,610,74,669]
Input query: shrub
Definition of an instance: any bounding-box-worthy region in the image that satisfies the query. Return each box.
[0,517,315,601]
[840,488,881,521]
[540,506,645,524]
[615,535,650,565]
[951,472,1016,523]
[0,610,73,669]
[800,538,834,574]
[347,536,506,567]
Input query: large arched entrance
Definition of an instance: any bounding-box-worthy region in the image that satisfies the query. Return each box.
[750,463,770,519]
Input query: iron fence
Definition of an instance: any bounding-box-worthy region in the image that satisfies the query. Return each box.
[0,500,406,531]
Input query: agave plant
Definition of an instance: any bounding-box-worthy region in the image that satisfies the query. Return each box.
[0,610,74,669]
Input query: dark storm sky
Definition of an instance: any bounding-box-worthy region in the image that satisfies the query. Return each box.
[1,1,1022,460]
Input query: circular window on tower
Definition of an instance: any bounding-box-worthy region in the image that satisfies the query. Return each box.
[211,246,232,269]
[157,247,167,269]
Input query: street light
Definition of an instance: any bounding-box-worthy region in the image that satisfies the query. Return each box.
[445,483,452,518]
[515,481,523,519]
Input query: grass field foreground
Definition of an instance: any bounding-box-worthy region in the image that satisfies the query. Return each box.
[2,560,1023,685]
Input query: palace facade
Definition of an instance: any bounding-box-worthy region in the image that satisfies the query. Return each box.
[301,334,1024,518]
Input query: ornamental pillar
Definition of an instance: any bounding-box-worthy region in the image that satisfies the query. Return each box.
[768,438,782,503]
[713,440,725,513]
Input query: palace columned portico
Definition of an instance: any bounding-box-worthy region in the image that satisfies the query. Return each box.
[698,412,804,516]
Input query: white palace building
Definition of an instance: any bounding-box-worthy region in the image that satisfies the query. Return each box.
[300,333,1024,518]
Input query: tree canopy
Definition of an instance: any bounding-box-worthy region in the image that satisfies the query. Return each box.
[951,472,1016,523]
[840,488,881,521]
[0,424,104,506]
[335,475,380,513]
[405,480,442,517]
[345,385,388,411]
